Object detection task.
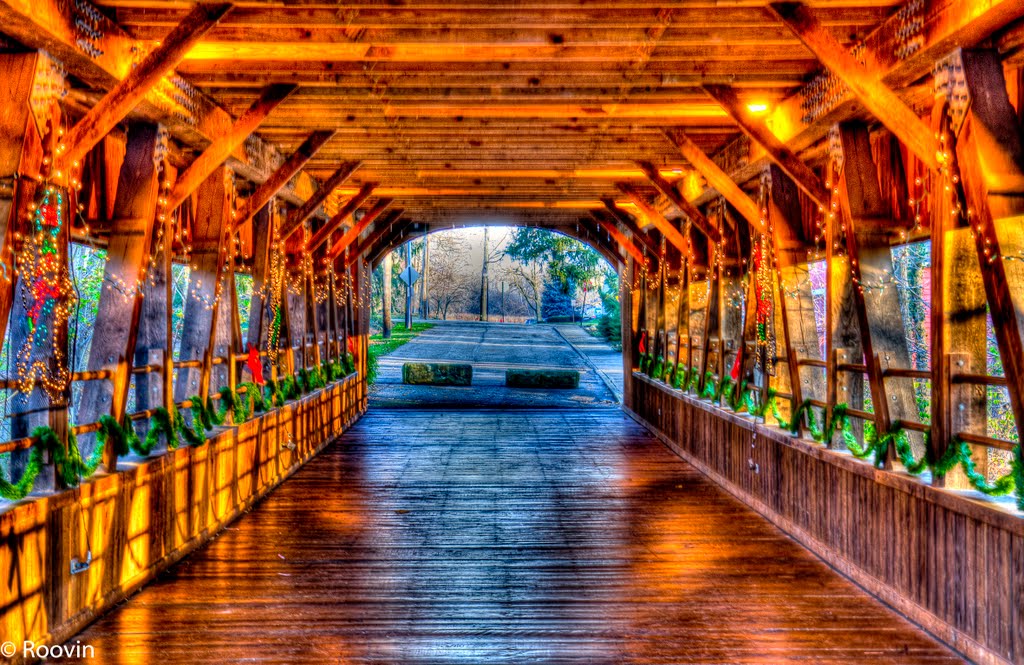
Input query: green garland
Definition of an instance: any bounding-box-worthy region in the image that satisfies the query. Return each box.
[650,355,664,380]
[655,366,1024,509]
[0,362,358,502]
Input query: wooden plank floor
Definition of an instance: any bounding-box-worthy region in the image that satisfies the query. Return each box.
[66,409,962,664]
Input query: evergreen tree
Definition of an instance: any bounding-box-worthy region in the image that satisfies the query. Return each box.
[541,274,574,321]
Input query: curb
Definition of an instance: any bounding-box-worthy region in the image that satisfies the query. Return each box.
[552,325,623,404]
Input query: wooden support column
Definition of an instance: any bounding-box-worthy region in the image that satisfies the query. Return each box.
[77,123,163,470]
[245,202,275,352]
[60,3,233,170]
[765,165,825,421]
[174,167,232,403]
[823,159,865,448]
[6,57,62,486]
[135,161,176,417]
[837,122,920,465]
[943,48,1024,461]
[167,84,297,212]
[0,52,54,348]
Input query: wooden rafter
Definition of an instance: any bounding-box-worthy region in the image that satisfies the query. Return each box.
[233,130,337,227]
[770,2,942,171]
[279,161,363,241]
[306,182,378,252]
[62,3,233,170]
[616,183,688,255]
[662,129,765,234]
[701,83,829,207]
[354,212,412,266]
[327,198,395,259]
[168,83,298,211]
[589,210,647,266]
[600,199,659,256]
[635,161,720,243]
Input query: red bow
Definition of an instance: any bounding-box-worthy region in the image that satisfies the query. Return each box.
[730,351,742,381]
[638,330,647,355]
[246,344,265,386]
[346,337,355,354]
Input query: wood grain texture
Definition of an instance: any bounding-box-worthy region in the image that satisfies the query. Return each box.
[630,375,1022,665]
[1,377,364,665]
[64,407,960,664]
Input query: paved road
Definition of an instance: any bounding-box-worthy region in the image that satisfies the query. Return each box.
[369,320,620,408]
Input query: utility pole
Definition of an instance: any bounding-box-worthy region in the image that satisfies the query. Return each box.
[382,252,393,338]
[405,241,413,329]
[419,234,430,319]
[501,281,505,323]
[480,226,489,321]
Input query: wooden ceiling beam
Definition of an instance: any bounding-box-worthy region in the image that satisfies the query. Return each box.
[615,183,690,255]
[0,0,313,193]
[662,129,765,235]
[635,161,720,244]
[600,199,659,257]
[327,198,395,259]
[233,130,336,227]
[168,83,297,211]
[573,218,626,266]
[701,83,829,207]
[306,182,378,252]
[353,211,411,265]
[769,2,943,171]
[588,211,646,267]
[62,3,233,169]
[690,0,1024,209]
[279,162,363,241]
[366,215,423,268]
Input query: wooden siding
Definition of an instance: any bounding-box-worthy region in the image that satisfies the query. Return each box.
[0,375,365,664]
[628,373,1024,665]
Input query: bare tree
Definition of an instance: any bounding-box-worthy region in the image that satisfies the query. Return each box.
[479,227,506,321]
[502,260,545,321]
[428,233,472,320]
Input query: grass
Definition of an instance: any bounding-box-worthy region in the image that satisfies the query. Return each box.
[367,323,435,384]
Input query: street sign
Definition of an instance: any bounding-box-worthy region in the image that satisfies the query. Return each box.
[399,265,420,286]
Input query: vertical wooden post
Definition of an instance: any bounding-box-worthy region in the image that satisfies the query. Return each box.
[0,52,50,346]
[945,49,1024,450]
[6,57,62,486]
[78,123,163,470]
[765,165,824,433]
[174,166,231,403]
[837,122,921,466]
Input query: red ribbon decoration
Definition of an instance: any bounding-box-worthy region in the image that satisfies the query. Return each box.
[246,343,265,386]
[638,330,647,355]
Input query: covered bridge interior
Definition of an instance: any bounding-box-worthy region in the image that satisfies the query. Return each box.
[1,1,1024,663]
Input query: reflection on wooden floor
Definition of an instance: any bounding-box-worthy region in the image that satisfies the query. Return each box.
[67,409,961,664]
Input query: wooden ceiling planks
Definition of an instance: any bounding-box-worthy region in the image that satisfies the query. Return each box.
[33,0,1012,246]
